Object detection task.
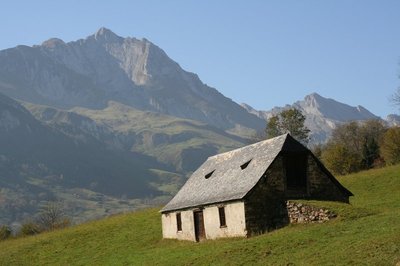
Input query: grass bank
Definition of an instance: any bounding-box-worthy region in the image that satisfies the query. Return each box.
[0,165,399,265]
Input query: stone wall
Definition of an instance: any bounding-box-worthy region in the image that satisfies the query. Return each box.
[244,156,289,236]
[307,155,349,202]
[244,153,342,236]
[286,201,337,223]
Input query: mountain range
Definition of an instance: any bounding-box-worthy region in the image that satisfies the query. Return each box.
[0,27,263,136]
[0,92,184,225]
[0,28,397,226]
[241,92,396,143]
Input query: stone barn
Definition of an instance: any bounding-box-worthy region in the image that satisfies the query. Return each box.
[161,133,352,241]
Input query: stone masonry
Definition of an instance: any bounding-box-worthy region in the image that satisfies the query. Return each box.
[286,201,337,224]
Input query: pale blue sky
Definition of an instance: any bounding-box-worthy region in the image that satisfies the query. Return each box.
[1,0,400,117]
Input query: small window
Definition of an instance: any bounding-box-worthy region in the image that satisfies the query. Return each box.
[240,159,252,170]
[218,207,226,227]
[205,170,215,179]
[176,213,182,231]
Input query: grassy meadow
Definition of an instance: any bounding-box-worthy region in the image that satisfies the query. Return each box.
[0,164,399,265]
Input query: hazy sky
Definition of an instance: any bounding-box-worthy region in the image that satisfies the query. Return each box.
[1,0,400,117]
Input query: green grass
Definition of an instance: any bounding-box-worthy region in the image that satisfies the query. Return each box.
[1,165,399,265]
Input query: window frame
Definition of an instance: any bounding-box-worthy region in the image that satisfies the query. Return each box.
[176,212,182,232]
[218,206,227,228]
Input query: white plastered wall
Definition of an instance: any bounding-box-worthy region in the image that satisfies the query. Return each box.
[161,201,247,241]
[203,201,247,240]
[161,209,196,241]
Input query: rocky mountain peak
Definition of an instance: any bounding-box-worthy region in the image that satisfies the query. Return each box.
[41,38,66,48]
[305,92,323,100]
[303,92,337,107]
[93,27,121,42]
[298,93,378,121]
[241,93,380,143]
[0,28,265,133]
[303,92,324,109]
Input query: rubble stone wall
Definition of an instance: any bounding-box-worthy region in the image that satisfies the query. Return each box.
[286,201,336,223]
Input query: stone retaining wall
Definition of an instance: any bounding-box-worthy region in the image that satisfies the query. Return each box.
[286,201,336,223]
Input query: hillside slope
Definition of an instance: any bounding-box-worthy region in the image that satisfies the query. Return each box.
[24,101,245,173]
[0,92,177,225]
[1,165,399,265]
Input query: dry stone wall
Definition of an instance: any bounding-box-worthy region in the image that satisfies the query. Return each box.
[286,201,336,223]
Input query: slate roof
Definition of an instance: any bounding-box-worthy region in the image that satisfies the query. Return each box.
[161,134,289,213]
[161,133,352,213]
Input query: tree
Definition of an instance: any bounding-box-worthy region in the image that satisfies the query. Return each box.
[266,115,281,139]
[360,120,387,168]
[331,121,363,154]
[38,201,70,231]
[380,127,400,165]
[392,88,400,109]
[321,143,362,175]
[361,136,380,168]
[320,120,386,174]
[265,108,310,144]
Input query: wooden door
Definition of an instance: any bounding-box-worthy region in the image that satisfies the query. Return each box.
[194,210,206,242]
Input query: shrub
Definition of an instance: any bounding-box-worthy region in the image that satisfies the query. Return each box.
[0,225,12,241]
[381,127,400,165]
[320,120,386,174]
[19,222,40,236]
[321,143,362,175]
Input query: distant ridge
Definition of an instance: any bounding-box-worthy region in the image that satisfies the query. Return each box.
[241,93,379,143]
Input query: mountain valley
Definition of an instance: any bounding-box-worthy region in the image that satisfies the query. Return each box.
[0,28,396,226]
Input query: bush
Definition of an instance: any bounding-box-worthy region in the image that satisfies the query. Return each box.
[321,143,362,175]
[320,120,387,174]
[47,217,71,231]
[0,225,12,241]
[381,127,400,165]
[19,222,40,236]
